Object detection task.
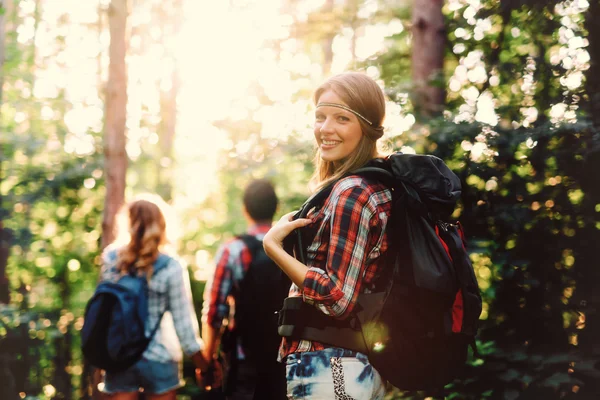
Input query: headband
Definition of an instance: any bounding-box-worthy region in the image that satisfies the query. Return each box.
[316,102,374,126]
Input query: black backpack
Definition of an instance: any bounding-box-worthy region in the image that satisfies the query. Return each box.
[277,153,482,390]
[81,251,170,373]
[232,235,291,362]
[221,235,290,399]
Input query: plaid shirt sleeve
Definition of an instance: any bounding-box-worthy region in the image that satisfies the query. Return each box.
[201,240,252,330]
[100,247,120,282]
[167,258,203,356]
[301,179,389,320]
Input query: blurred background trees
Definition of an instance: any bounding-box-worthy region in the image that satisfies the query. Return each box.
[1,0,599,399]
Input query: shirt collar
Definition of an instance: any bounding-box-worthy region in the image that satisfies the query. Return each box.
[248,222,272,235]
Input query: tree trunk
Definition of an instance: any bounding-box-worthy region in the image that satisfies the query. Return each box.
[321,0,335,75]
[348,0,360,65]
[157,65,178,201]
[0,0,10,305]
[0,0,5,106]
[88,2,129,398]
[579,0,600,359]
[101,0,129,250]
[0,225,10,304]
[156,0,182,201]
[585,0,600,128]
[411,0,446,118]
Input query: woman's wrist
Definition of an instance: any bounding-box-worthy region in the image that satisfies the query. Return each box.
[262,237,282,257]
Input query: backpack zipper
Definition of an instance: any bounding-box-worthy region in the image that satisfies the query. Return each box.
[437,221,450,231]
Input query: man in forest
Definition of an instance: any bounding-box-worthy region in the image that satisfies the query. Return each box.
[201,179,289,400]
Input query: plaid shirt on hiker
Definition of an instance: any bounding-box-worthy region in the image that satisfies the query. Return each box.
[201,223,273,360]
[278,175,393,361]
[101,248,203,363]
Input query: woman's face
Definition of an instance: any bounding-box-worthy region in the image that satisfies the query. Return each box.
[314,89,363,165]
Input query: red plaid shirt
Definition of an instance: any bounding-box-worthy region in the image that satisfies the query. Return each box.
[279,175,392,360]
[202,224,272,330]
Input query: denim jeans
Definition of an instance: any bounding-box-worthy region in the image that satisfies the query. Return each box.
[103,357,182,395]
[284,347,385,400]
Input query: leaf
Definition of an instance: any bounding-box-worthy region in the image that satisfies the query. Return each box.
[541,372,582,390]
[575,360,600,379]
[504,389,520,400]
[541,353,578,366]
[521,374,534,385]
[506,351,528,362]
[498,368,521,382]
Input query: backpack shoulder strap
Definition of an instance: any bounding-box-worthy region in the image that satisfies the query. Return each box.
[298,162,393,220]
[153,253,171,275]
[352,165,395,185]
[236,234,262,258]
[293,163,396,264]
[144,254,174,339]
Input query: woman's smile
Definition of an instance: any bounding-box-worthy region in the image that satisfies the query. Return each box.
[320,139,342,149]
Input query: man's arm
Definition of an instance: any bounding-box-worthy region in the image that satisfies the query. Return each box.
[201,323,219,361]
[200,243,235,361]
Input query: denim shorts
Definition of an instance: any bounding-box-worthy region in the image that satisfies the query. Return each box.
[103,357,183,395]
[284,347,385,400]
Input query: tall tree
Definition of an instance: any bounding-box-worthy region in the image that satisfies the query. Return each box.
[411,0,445,118]
[584,0,600,128]
[86,1,130,399]
[579,0,600,360]
[101,0,129,250]
[157,65,178,201]
[156,0,183,201]
[321,0,335,75]
[0,0,11,304]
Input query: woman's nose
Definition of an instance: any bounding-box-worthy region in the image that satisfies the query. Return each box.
[319,118,334,133]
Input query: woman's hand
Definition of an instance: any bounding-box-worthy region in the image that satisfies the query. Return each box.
[195,358,223,391]
[263,211,313,289]
[263,211,311,255]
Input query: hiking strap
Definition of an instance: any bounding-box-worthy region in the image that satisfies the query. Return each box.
[283,165,399,351]
[146,254,171,339]
[237,234,262,257]
[294,165,395,265]
[224,234,261,345]
[277,296,368,354]
[436,225,479,336]
[294,180,339,264]
[239,234,290,290]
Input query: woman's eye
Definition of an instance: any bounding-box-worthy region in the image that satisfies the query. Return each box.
[338,116,349,122]
[315,115,325,122]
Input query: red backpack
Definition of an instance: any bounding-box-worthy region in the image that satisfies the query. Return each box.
[278,152,482,390]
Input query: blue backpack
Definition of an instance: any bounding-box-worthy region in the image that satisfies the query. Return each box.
[81,251,171,372]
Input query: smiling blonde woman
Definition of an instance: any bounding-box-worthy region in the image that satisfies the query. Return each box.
[263,72,391,400]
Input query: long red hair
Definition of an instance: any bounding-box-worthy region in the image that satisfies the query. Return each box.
[117,198,167,277]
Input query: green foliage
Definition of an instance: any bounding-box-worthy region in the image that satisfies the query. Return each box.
[372,0,600,398]
[3,0,600,399]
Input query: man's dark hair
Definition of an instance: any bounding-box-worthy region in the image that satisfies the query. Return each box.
[243,179,278,222]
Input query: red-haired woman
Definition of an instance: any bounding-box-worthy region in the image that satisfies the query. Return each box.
[100,196,216,399]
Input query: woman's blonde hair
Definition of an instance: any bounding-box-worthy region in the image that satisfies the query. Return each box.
[310,72,386,191]
[116,196,168,277]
